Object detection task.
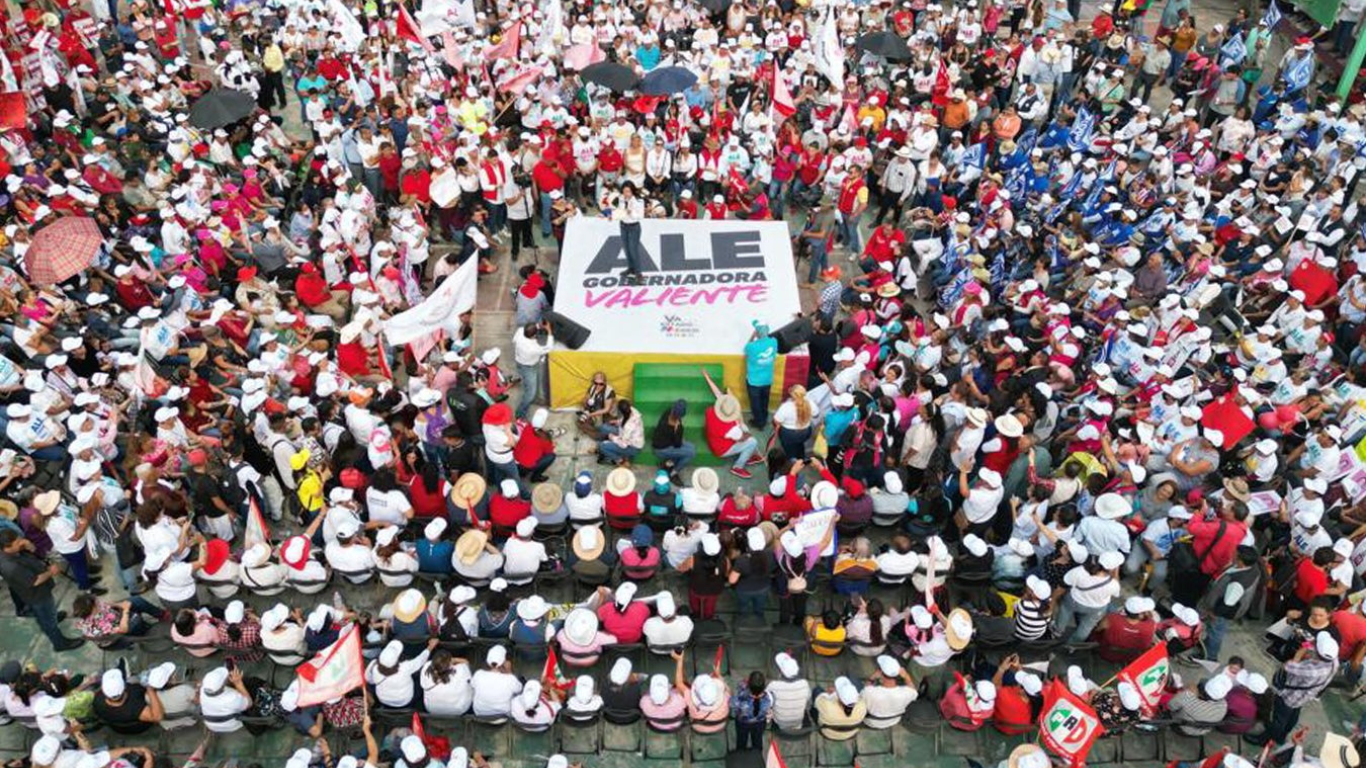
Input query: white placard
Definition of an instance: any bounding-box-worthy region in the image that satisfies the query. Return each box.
[794,508,837,557]
[552,218,802,355]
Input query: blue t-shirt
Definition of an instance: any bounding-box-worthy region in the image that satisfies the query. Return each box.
[744,337,778,386]
[416,539,454,574]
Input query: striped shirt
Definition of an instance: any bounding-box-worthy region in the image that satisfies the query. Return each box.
[1014,598,1051,641]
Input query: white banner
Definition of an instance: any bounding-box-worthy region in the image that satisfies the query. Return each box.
[813,7,845,88]
[383,257,478,346]
[552,218,801,355]
[327,0,367,51]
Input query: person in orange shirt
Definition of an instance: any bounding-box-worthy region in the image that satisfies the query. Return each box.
[992,104,1023,142]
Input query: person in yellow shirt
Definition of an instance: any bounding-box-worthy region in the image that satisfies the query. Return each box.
[814,676,867,740]
[805,609,848,656]
[857,95,888,133]
[259,42,287,110]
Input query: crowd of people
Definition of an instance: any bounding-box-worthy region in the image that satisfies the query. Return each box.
[0,0,1364,762]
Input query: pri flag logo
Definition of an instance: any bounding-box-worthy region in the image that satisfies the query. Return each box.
[1039,680,1102,767]
[1115,643,1169,717]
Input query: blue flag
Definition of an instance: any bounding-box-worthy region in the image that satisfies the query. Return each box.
[1263,0,1282,29]
[938,267,973,309]
[1005,162,1032,200]
[1083,160,1116,212]
[1220,32,1247,65]
[1068,107,1096,152]
[1016,126,1039,157]
[1059,168,1082,201]
[1284,53,1313,92]
[962,141,986,170]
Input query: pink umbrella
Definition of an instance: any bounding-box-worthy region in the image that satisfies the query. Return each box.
[564,44,606,71]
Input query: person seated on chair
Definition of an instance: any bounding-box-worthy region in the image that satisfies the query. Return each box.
[597,582,649,644]
[860,655,918,729]
[835,475,874,534]
[766,652,812,732]
[603,658,644,724]
[1095,595,1158,663]
[1091,680,1144,734]
[814,676,867,740]
[832,537,879,596]
[959,533,995,577]
[618,524,661,581]
[939,671,995,731]
[716,487,760,530]
[643,591,693,653]
[805,609,848,657]
[642,472,682,531]
[603,467,643,531]
[1165,674,1232,735]
[564,675,604,722]
[992,666,1043,736]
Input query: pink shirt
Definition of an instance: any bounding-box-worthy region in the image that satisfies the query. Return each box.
[641,692,687,731]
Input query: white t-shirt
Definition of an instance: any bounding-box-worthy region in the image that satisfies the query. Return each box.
[470,670,524,716]
[962,485,1004,524]
[861,685,918,728]
[365,488,413,527]
[200,688,249,732]
[421,662,474,716]
[154,561,199,603]
[45,510,88,555]
[1063,566,1120,609]
[643,616,694,650]
[503,538,548,583]
[325,542,376,581]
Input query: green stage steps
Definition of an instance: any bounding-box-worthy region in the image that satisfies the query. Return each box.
[631,362,728,469]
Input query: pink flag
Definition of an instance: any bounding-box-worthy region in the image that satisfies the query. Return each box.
[498,64,543,95]
[772,68,795,119]
[563,43,605,70]
[485,21,520,61]
[441,30,464,68]
[297,624,365,708]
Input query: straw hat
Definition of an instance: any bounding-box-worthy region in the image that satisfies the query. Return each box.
[1322,733,1360,768]
[393,588,428,622]
[33,490,61,516]
[944,607,975,650]
[450,473,487,509]
[606,467,636,496]
[572,526,606,559]
[455,528,490,565]
[994,414,1024,438]
[532,482,564,514]
[1008,744,1050,768]
[692,467,719,494]
[715,393,742,422]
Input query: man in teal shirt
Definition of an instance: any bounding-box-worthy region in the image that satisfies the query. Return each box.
[744,322,778,429]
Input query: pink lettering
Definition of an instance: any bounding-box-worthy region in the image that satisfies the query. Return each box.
[584,283,770,309]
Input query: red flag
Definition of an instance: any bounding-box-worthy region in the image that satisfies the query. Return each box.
[296,624,365,707]
[1201,387,1255,449]
[1038,680,1103,768]
[244,494,270,550]
[772,68,795,119]
[931,60,951,107]
[714,643,725,672]
[375,330,394,380]
[543,644,559,682]
[0,92,26,130]
[1114,644,1170,717]
[486,22,520,61]
[395,3,435,54]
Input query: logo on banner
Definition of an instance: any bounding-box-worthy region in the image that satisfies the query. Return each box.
[660,314,700,339]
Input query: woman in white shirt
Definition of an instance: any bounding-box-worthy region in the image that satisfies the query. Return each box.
[772,386,817,460]
[1053,551,1123,642]
[420,651,475,716]
[563,472,605,526]
[144,543,203,611]
[373,527,419,588]
[365,470,414,527]
[509,680,561,733]
[366,639,435,709]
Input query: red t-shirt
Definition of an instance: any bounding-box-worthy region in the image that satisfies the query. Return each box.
[336,341,371,376]
[513,427,555,469]
[295,270,332,306]
[992,687,1034,735]
[532,160,564,192]
[1294,557,1330,606]
[1333,610,1366,660]
[717,497,759,528]
[605,491,641,526]
[488,496,531,530]
[401,169,431,204]
[408,478,448,519]
[597,602,649,643]
[704,407,739,457]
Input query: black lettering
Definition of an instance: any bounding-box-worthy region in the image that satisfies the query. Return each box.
[585,235,660,274]
[659,233,710,271]
[711,231,765,269]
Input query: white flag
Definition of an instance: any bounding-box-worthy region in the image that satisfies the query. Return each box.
[813,8,845,88]
[327,0,367,52]
[537,0,564,57]
[382,257,478,346]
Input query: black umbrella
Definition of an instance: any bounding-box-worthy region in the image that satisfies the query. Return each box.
[856,31,912,61]
[640,66,699,96]
[187,88,257,130]
[580,61,641,93]
[696,0,729,13]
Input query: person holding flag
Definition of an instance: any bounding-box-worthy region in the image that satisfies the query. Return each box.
[1277,37,1316,96]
